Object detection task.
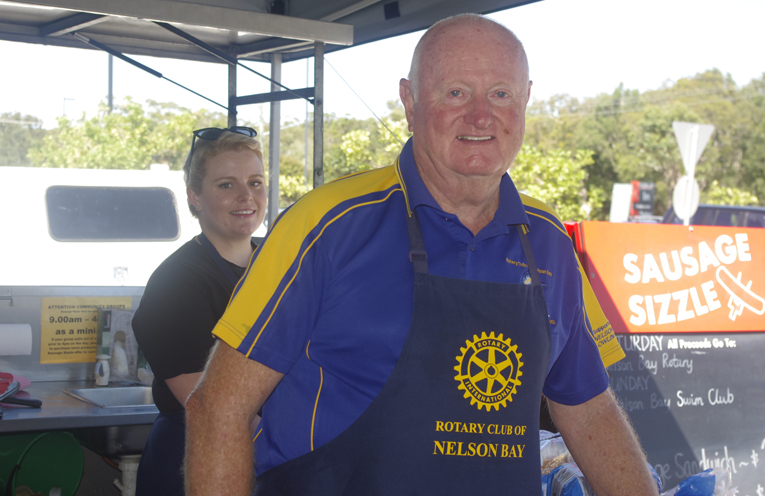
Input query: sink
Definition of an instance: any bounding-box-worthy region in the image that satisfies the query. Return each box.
[62,386,153,408]
[62,386,156,456]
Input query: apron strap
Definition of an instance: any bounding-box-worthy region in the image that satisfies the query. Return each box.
[405,210,429,274]
[515,224,542,287]
[406,213,541,285]
[197,232,241,287]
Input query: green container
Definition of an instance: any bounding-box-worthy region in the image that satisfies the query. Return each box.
[0,431,83,496]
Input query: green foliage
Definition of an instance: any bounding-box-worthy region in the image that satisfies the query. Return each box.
[375,101,412,166]
[266,100,411,206]
[525,70,765,218]
[511,146,599,221]
[341,129,374,171]
[0,112,45,167]
[17,69,765,219]
[279,174,312,205]
[704,180,759,206]
[28,98,229,170]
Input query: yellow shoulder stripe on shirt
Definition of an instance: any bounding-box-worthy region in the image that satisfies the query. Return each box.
[519,194,569,237]
[212,165,402,350]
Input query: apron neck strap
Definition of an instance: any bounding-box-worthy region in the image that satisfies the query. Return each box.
[197,232,240,287]
[406,211,541,287]
[515,224,542,287]
[405,210,429,274]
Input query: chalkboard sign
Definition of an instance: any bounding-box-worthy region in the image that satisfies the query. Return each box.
[607,332,765,494]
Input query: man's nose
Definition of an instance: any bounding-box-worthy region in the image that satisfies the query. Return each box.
[464,96,493,129]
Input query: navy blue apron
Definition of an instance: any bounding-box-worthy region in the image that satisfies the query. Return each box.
[136,233,248,496]
[254,210,551,495]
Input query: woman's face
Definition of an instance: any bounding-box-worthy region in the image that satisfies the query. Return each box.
[188,149,267,243]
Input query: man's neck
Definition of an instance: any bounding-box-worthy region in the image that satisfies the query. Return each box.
[415,162,502,236]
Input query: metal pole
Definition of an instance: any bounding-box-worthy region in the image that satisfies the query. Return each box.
[267,53,282,229]
[313,42,324,188]
[228,62,237,128]
[683,126,699,227]
[304,58,310,185]
[108,54,113,114]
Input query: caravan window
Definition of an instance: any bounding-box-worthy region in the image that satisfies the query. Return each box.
[46,186,181,241]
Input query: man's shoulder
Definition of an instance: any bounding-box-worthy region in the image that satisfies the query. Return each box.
[301,165,400,207]
[254,165,404,272]
[270,165,402,232]
[518,194,568,239]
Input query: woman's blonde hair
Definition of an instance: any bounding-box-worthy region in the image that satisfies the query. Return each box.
[183,130,263,218]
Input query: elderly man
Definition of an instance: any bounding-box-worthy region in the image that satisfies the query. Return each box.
[185,14,658,495]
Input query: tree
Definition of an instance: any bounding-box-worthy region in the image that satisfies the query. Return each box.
[28,98,230,170]
[736,74,765,203]
[615,102,702,214]
[24,69,764,216]
[511,145,601,221]
[703,180,759,206]
[374,101,412,167]
[524,70,765,219]
[0,112,45,167]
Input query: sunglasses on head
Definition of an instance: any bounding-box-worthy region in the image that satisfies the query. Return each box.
[188,126,258,160]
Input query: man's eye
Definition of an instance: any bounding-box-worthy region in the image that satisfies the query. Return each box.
[496,91,509,98]
[450,90,462,97]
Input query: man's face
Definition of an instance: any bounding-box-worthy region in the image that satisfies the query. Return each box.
[401,23,531,183]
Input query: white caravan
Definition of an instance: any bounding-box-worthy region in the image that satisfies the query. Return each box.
[0,166,265,287]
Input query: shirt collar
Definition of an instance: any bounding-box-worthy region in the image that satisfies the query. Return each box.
[396,138,530,227]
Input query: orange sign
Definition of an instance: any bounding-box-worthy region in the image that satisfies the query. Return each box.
[579,222,765,334]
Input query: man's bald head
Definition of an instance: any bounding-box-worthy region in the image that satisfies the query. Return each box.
[407,14,530,100]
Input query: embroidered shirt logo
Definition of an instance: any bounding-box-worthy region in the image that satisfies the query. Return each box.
[454,332,523,411]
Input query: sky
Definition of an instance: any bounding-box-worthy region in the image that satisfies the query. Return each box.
[1,0,764,130]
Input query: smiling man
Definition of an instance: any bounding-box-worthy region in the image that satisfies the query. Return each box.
[185,14,657,496]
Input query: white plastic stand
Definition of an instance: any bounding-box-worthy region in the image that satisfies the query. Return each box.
[113,455,141,496]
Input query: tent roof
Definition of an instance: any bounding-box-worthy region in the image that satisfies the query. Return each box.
[0,0,538,63]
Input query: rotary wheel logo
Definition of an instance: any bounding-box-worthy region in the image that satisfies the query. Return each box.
[454,332,523,411]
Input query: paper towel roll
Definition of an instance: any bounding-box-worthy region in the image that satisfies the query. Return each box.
[0,324,33,356]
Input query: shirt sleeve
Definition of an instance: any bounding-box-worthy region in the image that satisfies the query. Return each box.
[212,201,330,374]
[543,295,610,405]
[534,213,613,405]
[579,261,625,367]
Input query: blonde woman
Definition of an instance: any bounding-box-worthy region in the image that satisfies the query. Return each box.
[133,127,265,495]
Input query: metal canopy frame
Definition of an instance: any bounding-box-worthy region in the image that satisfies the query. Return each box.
[1,0,355,227]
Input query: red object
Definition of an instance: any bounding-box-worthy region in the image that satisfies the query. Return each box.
[0,374,41,408]
[0,372,31,390]
[577,221,765,334]
[563,221,587,269]
[629,181,641,217]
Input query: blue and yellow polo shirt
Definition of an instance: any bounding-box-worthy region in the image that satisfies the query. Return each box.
[212,139,623,475]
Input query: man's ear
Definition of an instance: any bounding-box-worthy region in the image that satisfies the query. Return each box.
[399,78,415,133]
[187,186,202,211]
